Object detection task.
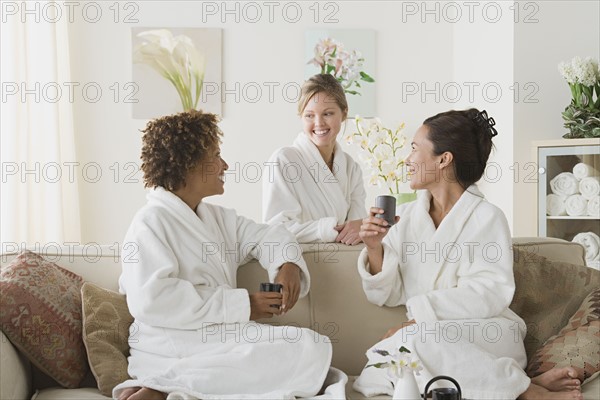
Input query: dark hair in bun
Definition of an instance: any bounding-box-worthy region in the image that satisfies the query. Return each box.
[423,108,497,189]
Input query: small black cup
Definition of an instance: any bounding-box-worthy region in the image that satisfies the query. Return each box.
[260,283,283,293]
[260,283,283,309]
[375,195,396,227]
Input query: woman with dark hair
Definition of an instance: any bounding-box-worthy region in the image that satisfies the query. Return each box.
[353,109,583,400]
[262,74,367,245]
[114,110,343,400]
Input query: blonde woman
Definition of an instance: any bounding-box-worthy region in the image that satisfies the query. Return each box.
[263,74,367,244]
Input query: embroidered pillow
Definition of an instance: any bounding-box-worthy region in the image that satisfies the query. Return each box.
[81,282,133,396]
[526,289,600,383]
[510,248,600,358]
[0,251,88,388]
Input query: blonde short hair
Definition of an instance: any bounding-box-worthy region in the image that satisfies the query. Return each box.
[297,74,348,119]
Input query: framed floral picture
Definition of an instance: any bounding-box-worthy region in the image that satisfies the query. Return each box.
[131,27,222,119]
[305,29,376,118]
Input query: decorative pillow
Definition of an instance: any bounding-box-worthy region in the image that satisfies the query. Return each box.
[0,251,88,388]
[81,282,133,397]
[526,288,600,383]
[510,247,600,359]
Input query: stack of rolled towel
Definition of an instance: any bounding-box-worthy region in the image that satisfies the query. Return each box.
[572,232,600,270]
[546,162,600,218]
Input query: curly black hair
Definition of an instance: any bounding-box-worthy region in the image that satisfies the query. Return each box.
[140,110,223,191]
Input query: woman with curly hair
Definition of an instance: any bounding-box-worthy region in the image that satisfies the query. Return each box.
[262,74,367,245]
[114,110,342,400]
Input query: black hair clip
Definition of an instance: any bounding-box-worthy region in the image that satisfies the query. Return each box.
[473,110,498,137]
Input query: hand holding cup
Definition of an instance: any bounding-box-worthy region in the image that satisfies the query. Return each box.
[359,195,399,249]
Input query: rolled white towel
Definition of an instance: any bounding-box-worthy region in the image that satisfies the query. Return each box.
[572,232,600,267]
[565,194,588,216]
[550,172,579,196]
[579,176,600,200]
[588,196,600,218]
[546,194,567,216]
[573,162,599,180]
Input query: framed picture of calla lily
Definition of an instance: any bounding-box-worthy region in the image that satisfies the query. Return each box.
[305,29,376,118]
[131,27,222,119]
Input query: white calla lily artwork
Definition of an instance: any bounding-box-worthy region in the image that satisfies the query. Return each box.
[134,29,205,112]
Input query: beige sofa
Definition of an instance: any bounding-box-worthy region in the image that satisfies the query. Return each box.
[1,238,598,400]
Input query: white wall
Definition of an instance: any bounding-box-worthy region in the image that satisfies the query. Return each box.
[513,0,600,236]
[68,1,456,244]
[64,0,599,244]
[452,1,514,223]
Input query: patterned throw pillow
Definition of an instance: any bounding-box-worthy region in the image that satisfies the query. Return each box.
[526,289,600,383]
[510,247,600,359]
[0,251,88,388]
[81,282,133,397]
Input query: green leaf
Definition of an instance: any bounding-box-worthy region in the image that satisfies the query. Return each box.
[366,362,390,369]
[345,90,361,96]
[360,71,375,82]
[399,346,411,353]
[372,349,390,357]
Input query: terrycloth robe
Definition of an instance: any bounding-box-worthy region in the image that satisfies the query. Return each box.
[263,133,367,243]
[113,187,342,399]
[353,186,530,400]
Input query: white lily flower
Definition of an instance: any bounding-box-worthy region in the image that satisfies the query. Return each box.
[135,29,206,111]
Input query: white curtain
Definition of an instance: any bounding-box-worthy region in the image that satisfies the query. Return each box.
[1,2,81,248]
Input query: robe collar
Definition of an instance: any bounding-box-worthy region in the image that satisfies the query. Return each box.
[411,185,485,289]
[293,132,350,220]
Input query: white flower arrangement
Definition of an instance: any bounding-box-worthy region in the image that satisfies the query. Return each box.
[559,56,600,87]
[344,116,412,194]
[558,56,600,138]
[307,38,374,95]
[134,29,205,111]
[367,346,423,379]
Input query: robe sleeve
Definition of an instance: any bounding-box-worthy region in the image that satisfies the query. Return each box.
[234,213,310,298]
[119,222,250,329]
[356,226,407,307]
[262,150,338,243]
[346,159,368,221]
[406,205,515,322]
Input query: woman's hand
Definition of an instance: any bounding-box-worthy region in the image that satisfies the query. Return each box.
[249,292,282,320]
[274,263,302,313]
[359,207,399,249]
[360,208,399,274]
[334,219,363,245]
[382,319,416,340]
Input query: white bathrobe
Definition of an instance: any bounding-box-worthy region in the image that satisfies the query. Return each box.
[263,133,367,243]
[353,186,530,400]
[113,187,344,399]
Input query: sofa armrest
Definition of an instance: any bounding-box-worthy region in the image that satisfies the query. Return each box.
[1,330,32,400]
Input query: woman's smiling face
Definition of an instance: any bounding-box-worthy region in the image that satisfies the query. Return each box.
[301,92,345,150]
